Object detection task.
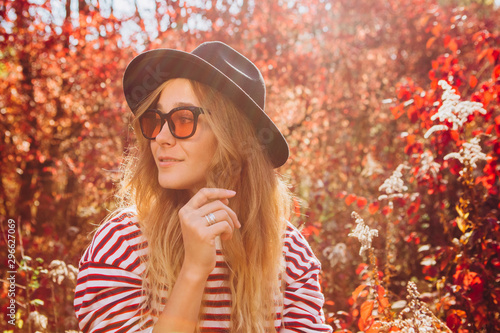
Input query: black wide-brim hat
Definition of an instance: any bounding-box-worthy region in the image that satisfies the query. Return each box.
[123,41,289,168]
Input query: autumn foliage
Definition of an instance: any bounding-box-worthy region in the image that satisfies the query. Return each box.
[1,0,499,332]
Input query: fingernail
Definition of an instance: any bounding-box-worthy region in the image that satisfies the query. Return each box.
[227,190,236,194]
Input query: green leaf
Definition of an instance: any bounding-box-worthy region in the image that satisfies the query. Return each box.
[30,299,44,306]
[28,281,40,290]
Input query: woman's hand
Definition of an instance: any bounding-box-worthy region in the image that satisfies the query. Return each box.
[178,188,241,279]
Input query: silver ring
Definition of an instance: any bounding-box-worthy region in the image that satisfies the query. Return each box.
[205,213,217,226]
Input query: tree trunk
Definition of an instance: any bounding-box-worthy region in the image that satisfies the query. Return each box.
[14,0,39,225]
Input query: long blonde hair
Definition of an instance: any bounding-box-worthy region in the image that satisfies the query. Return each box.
[117,79,291,332]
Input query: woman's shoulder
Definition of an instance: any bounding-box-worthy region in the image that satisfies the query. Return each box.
[79,207,147,270]
[94,208,142,240]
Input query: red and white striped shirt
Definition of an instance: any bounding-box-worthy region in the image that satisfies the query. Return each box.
[74,210,332,332]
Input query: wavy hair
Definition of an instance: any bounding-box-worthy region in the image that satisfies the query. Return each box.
[116,79,291,332]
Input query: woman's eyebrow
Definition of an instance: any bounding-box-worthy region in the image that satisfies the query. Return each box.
[156,101,199,112]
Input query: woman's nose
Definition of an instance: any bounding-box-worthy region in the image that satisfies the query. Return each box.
[155,122,176,146]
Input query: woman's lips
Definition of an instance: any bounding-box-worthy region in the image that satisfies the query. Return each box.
[157,157,183,168]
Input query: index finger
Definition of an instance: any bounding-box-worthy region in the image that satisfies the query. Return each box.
[187,188,236,209]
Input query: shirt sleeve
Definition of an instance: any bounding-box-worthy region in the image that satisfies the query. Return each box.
[74,213,154,333]
[280,224,333,333]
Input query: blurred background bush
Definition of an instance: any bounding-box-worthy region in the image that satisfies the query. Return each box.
[1,0,499,332]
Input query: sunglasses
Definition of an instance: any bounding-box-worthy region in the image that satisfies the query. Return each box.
[139,106,205,140]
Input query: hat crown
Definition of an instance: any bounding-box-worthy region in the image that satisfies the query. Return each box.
[191,41,266,110]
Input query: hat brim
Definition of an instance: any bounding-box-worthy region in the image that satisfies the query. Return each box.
[123,49,288,168]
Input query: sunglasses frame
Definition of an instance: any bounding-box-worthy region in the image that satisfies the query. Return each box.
[139,106,205,140]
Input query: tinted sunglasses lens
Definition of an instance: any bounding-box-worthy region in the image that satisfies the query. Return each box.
[140,111,161,139]
[170,109,195,138]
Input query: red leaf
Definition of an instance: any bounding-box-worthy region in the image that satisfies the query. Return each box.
[345,194,357,206]
[301,223,321,237]
[356,263,368,275]
[487,49,500,64]
[469,75,478,88]
[381,205,393,215]
[446,313,462,331]
[493,65,500,80]
[407,201,420,215]
[356,197,368,208]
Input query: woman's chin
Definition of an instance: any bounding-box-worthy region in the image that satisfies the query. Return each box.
[157,178,204,193]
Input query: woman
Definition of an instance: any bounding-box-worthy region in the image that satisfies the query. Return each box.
[74,41,332,333]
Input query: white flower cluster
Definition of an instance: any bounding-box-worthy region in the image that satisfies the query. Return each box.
[417,151,441,180]
[444,137,488,175]
[348,211,379,256]
[49,259,79,285]
[361,152,384,177]
[424,80,486,138]
[378,281,451,333]
[27,311,48,331]
[378,164,409,202]
[322,243,347,267]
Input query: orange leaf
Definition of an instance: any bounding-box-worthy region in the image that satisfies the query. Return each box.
[431,23,441,37]
[483,91,493,106]
[443,35,451,45]
[448,39,458,52]
[293,197,301,217]
[358,318,367,331]
[325,300,335,306]
[352,284,368,301]
[469,75,478,88]
[376,285,390,310]
[406,134,416,145]
[477,49,489,62]
[426,37,436,49]
[390,105,405,119]
[375,285,386,299]
[345,194,357,206]
[368,202,379,214]
[360,300,375,323]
